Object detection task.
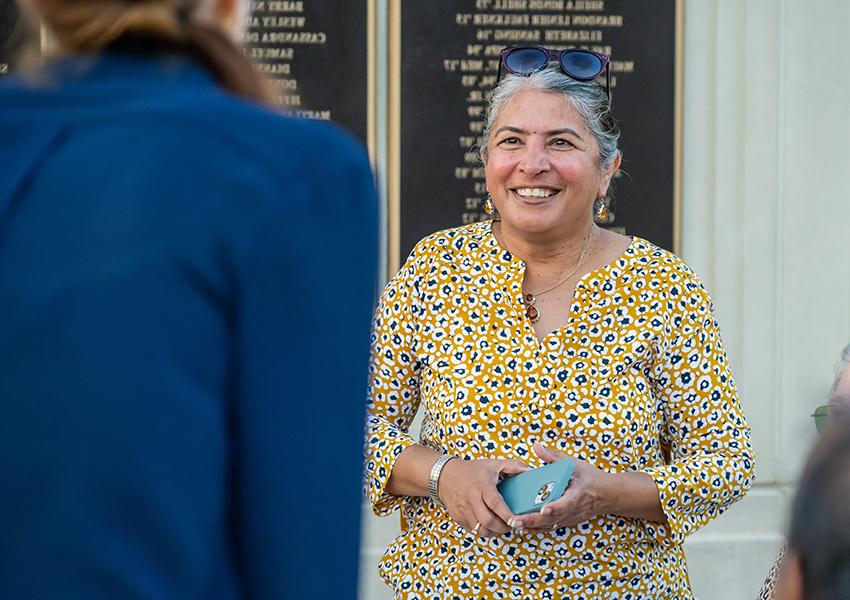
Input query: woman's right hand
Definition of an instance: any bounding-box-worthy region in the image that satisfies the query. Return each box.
[438,457,530,537]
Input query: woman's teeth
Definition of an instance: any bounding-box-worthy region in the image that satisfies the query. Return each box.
[515,188,557,198]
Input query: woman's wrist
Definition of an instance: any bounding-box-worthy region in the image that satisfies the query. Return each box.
[598,470,665,522]
[385,445,449,498]
[429,454,457,506]
[592,469,619,515]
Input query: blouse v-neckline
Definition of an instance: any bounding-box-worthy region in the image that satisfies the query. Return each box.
[478,220,639,346]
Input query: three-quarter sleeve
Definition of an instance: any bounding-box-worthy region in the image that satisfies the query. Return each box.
[640,273,755,545]
[365,253,424,515]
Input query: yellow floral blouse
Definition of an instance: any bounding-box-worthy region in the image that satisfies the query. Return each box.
[366,221,754,599]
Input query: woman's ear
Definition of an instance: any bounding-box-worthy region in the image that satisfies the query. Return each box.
[598,151,622,198]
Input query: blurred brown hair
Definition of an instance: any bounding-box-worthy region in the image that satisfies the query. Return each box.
[32,0,273,103]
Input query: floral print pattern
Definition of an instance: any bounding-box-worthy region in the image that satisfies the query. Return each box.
[365,221,755,599]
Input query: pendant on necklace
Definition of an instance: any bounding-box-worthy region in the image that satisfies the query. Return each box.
[523,293,540,323]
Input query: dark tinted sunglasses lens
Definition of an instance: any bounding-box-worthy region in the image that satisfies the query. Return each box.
[561,51,603,79]
[813,405,830,433]
[505,48,548,75]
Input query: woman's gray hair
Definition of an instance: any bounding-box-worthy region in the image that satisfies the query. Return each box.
[480,68,620,171]
[832,343,850,396]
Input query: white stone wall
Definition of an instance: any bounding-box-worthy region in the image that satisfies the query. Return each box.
[361,1,850,598]
[678,0,850,597]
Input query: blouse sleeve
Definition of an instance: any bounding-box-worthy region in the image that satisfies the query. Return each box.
[640,273,755,545]
[364,252,423,516]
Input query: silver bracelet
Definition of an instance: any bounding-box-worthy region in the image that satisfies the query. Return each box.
[428,454,456,507]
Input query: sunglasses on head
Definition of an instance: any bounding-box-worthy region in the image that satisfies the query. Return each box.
[497,45,611,96]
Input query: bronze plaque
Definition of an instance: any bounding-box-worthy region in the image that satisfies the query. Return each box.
[391,0,681,270]
[245,0,372,144]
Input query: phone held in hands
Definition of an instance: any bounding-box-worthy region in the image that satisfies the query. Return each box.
[497,459,575,515]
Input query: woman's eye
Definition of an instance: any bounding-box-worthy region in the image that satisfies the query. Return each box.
[499,137,521,145]
[551,138,574,148]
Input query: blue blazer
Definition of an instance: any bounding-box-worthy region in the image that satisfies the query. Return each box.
[0,52,377,599]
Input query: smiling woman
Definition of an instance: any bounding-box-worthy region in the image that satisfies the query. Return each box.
[366,57,754,599]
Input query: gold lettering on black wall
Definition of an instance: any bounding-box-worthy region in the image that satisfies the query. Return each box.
[244,0,332,119]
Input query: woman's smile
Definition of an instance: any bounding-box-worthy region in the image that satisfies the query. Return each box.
[512,187,562,201]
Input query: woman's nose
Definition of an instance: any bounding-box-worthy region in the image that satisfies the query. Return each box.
[518,140,550,174]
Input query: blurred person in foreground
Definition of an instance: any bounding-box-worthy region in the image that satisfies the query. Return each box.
[365,48,754,599]
[775,413,850,599]
[760,344,850,599]
[0,0,377,597]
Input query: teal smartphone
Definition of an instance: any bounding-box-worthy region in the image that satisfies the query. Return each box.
[497,459,575,515]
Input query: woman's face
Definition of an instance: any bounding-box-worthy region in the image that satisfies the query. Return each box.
[483,88,617,241]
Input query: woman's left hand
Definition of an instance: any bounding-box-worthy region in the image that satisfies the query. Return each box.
[507,443,613,534]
